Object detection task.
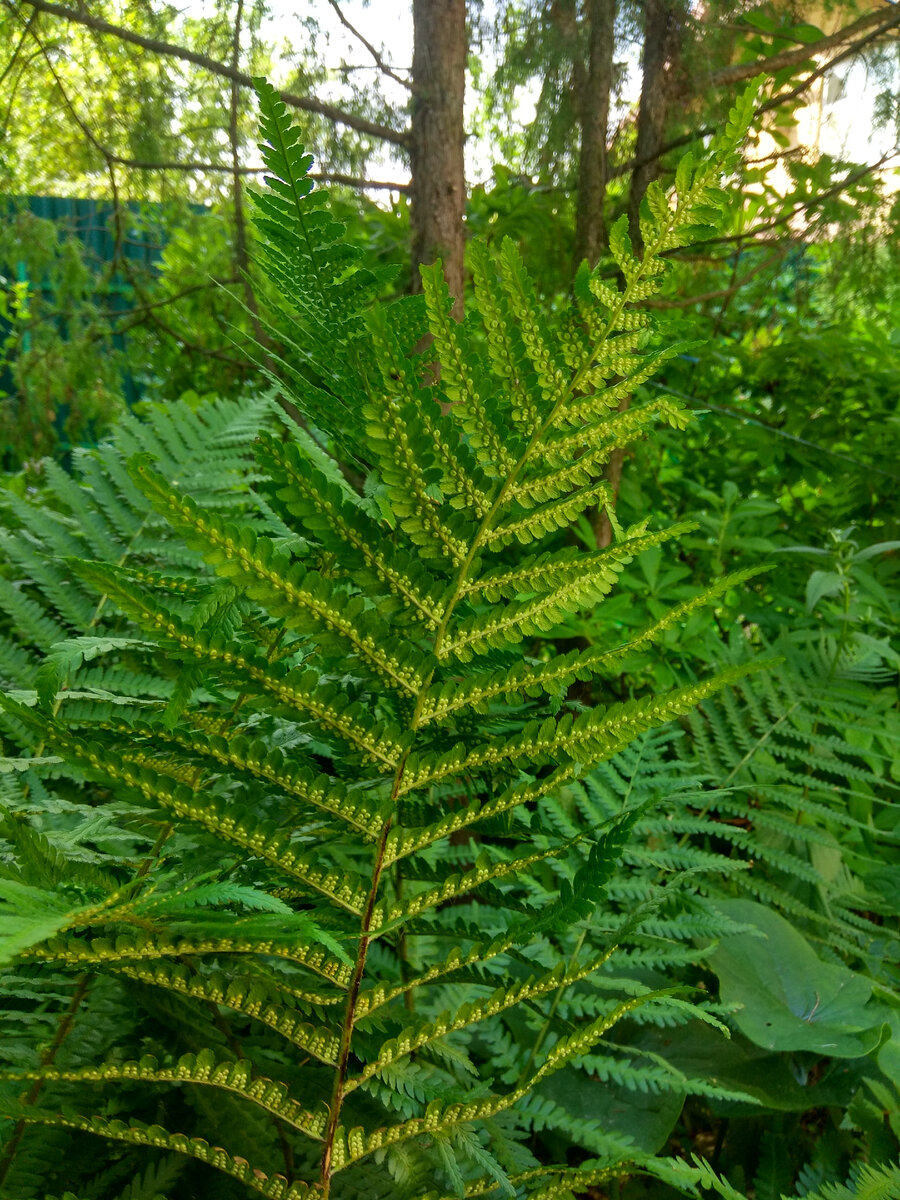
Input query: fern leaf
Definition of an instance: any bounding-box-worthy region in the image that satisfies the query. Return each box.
[0,879,83,964]
[255,433,447,627]
[421,566,770,725]
[496,239,571,416]
[21,928,351,986]
[469,241,546,439]
[4,1051,328,1138]
[130,459,433,694]
[0,1105,317,1199]
[65,565,407,767]
[35,637,152,709]
[372,837,584,930]
[444,526,692,659]
[405,661,771,792]
[116,718,385,835]
[419,263,517,471]
[0,577,67,651]
[110,966,342,1063]
[789,1161,900,1200]
[483,481,612,550]
[0,712,370,917]
[338,994,651,1169]
[349,944,622,1090]
[116,957,343,1008]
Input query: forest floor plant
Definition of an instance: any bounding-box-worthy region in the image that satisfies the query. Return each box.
[0,78,843,1200]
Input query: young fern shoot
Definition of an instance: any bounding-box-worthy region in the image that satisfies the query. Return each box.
[0,78,766,1200]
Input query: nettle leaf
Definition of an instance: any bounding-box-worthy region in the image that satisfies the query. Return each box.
[0,77,770,1200]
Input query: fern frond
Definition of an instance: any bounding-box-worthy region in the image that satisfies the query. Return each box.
[482,481,612,551]
[0,79,774,1200]
[404,662,770,792]
[372,837,583,930]
[422,1159,624,1200]
[130,459,433,694]
[421,566,771,723]
[250,77,398,458]
[1,1106,317,1199]
[419,263,518,470]
[255,433,448,627]
[115,958,343,1008]
[468,240,543,436]
[0,711,370,915]
[110,967,342,1063]
[4,1051,328,1139]
[106,718,385,835]
[445,525,692,657]
[20,929,351,985]
[335,994,651,1170]
[790,1157,900,1199]
[60,567,407,766]
[348,943,623,1089]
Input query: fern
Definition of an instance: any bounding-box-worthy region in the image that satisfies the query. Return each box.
[790,1161,900,1200]
[0,80,769,1198]
[680,632,900,970]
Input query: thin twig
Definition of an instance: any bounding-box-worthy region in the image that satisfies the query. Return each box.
[99,277,239,321]
[611,9,900,179]
[47,152,410,191]
[18,0,409,145]
[685,150,897,250]
[0,4,37,87]
[709,2,900,89]
[326,0,413,90]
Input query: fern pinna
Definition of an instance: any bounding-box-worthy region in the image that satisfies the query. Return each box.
[0,80,766,1199]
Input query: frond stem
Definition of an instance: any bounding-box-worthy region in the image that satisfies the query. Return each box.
[318,814,394,1195]
[0,973,91,1188]
[676,700,800,847]
[0,820,172,1188]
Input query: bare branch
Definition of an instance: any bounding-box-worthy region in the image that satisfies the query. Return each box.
[7,5,409,194]
[326,0,413,91]
[19,0,409,145]
[752,16,900,122]
[0,4,36,88]
[100,279,239,322]
[678,150,898,251]
[708,2,900,90]
[644,252,783,307]
[612,7,900,179]
[22,146,410,190]
[309,170,409,192]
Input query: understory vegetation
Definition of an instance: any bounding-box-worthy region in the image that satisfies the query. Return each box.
[0,69,898,1200]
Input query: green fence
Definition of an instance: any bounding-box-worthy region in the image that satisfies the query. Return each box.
[1,195,204,464]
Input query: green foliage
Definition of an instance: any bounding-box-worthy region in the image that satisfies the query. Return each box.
[0,209,127,463]
[793,1161,900,1200]
[0,81,791,1199]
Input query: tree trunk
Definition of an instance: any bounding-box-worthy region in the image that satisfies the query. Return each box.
[409,0,467,317]
[574,0,616,270]
[627,0,684,252]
